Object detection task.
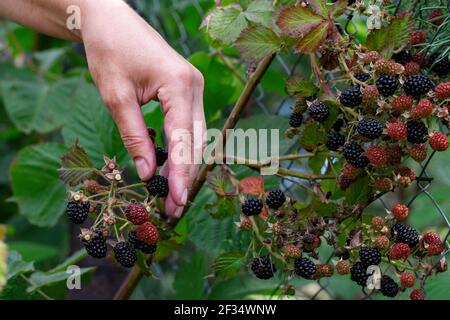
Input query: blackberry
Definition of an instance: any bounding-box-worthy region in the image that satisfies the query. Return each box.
[294,257,316,278]
[265,189,286,210]
[155,147,168,167]
[350,262,369,286]
[242,198,263,216]
[326,130,345,151]
[431,53,450,76]
[83,232,107,258]
[392,51,412,65]
[403,75,434,96]
[354,73,370,82]
[146,175,169,198]
[113,241,137,268]
[251,256,276,280]
[66,200,89,224]
[359,247,381,267]
[289,112,303,128]
[343,142,364,161]
[406,120,428,143]
[339,86,363,107]
[391,223,420,247]
[380,275,399,297]
[332,118,346,131]
[308,101,329,122]
[128,230,157,254]
[348,155,369,168]
[376,75,399,97]
[357,118,383,139]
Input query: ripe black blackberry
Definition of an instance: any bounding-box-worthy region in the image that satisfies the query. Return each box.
[289,112,303,128]
[376,75,399,97]
[155,147,168,167]
[113,241,137,268]
[431,53,450,76]
[265,189,286,210]
[392,51,412,65]
[128,230,157,254]
[146,175,169,198]
[66,200,89,224]
[343,142,364,161]
[294,257,316,278]
[339,86,363,107]
[83,232,107,258]
[391,223,420,247]
[359,247,381,267]
[332,118,346,131]
[354,73,370,82]
[242,198,263,216]
[357,118,383,139]
[326,130,345,151]
[251,256,276,280]
[406,120,428,144]
[308,101,329,122]
[403,75,434,96]
[348,155,369,168]
[380,275,399,297]
[350,262,368,286]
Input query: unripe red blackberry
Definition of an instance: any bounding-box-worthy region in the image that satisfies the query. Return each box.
[434,82,450,100]
[251,256,276,280]
[392,95,413,113]
[421,231,444,256]
[403,61,420,76]
[411,99,433,118]
[371,216,385,231]
[339,86,363,107]
[342,163,360,180]
[400,273,416,288]
[410,288,425,300]
[284,244,301,258]
[374,59,404,75]
[376,74,399,97]
[308,101,329,122]
[387,121,407,141]
[372,177,393,192]
[410,29,426,46]
[136,221,159,244]
[302,234,321,251]
[239,216,252,230]
[113,241,137,268]
[315,264,334,278]
[335,260,350,275]
[373,235,390,250]
[429,131,449,151]
[128,230,157,254]
[428,9,444,25]
[412,52,430,68]
[294,257,316,278]
[125,203,148,225]
[362,51,381,63]
[389,242,410,260]
[409,144,427,162]
[146,175,169,198]
[380,275,399,297]
[361,85,379,104]
[386,144,403,165]
[242,198,263,216]
[392,204,409,221]
[365,146,388,168]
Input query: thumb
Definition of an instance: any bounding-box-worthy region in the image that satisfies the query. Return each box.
[108,98,156,181]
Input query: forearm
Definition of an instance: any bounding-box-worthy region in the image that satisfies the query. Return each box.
[0,0,125,42]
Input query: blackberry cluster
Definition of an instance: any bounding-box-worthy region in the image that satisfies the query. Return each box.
[392,51,412,65]
[403,75,434,96]
[350,262,369,286]
[376,75,399,97]
[146,175,169,198]
[66,200,90,224]
[326,130,345,151]
[380,275,399,297]
[113,242,137,268]
[357,118,383,139]
[83,232,108,258]
[242,198,263,216]
[294,257,316,278]
[265,189,286,210]
[339,86,363,107]
[128,230,157,254]
[391,223,420,247]
[431,54,450,76]
[289,112,303,128]
[155,147,168,167]
[251,256,276,280]
[406,120,428,143]
[308,101,329,122]
[359,247,381,267]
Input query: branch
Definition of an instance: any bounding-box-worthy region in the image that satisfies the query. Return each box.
[113,53,277,300]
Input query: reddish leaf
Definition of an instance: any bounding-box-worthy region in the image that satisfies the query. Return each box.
[295,21,330,53]
[331,0,348,17]
[239,176,264,195]
[307,0,329,17]
[276,5,325,38]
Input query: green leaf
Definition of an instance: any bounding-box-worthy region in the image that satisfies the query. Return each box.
[344,175,371,205]
[207,5,248,45]
[10,143,68,227]
[61,83,128,167]
[0,76,81,134]
[58,143,95,187]
[307,0,329,17]
[300,121,327,150]
[295,21,330,54]
[424,272,450,300]
[235,26,281,62]
[27,267,94,293]
[173,252,208,299]
[286,76,318,97]
[365,14,413,54]
[213,252,245,278]
[6,251,34,281]
[8,242,59,263]
[322,100,340,130]
[208,275,279,299]
[48,249,88,273]
[244,0,274,27]
[276,5,325,38]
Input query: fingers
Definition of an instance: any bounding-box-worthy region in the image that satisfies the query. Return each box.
[104,89,157,181]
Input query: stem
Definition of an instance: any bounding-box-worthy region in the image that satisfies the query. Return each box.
[309,53,333,96]
[250,217,286,264]
[113,52,277,300]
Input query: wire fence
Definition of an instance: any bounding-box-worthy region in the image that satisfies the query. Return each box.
[137,0,450,300]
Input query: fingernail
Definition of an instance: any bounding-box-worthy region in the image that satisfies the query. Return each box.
[181,188,188,205]
[174,206,184,218]
[135,157,150,180]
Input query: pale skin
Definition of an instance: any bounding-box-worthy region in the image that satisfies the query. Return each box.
[0,0,206,218]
